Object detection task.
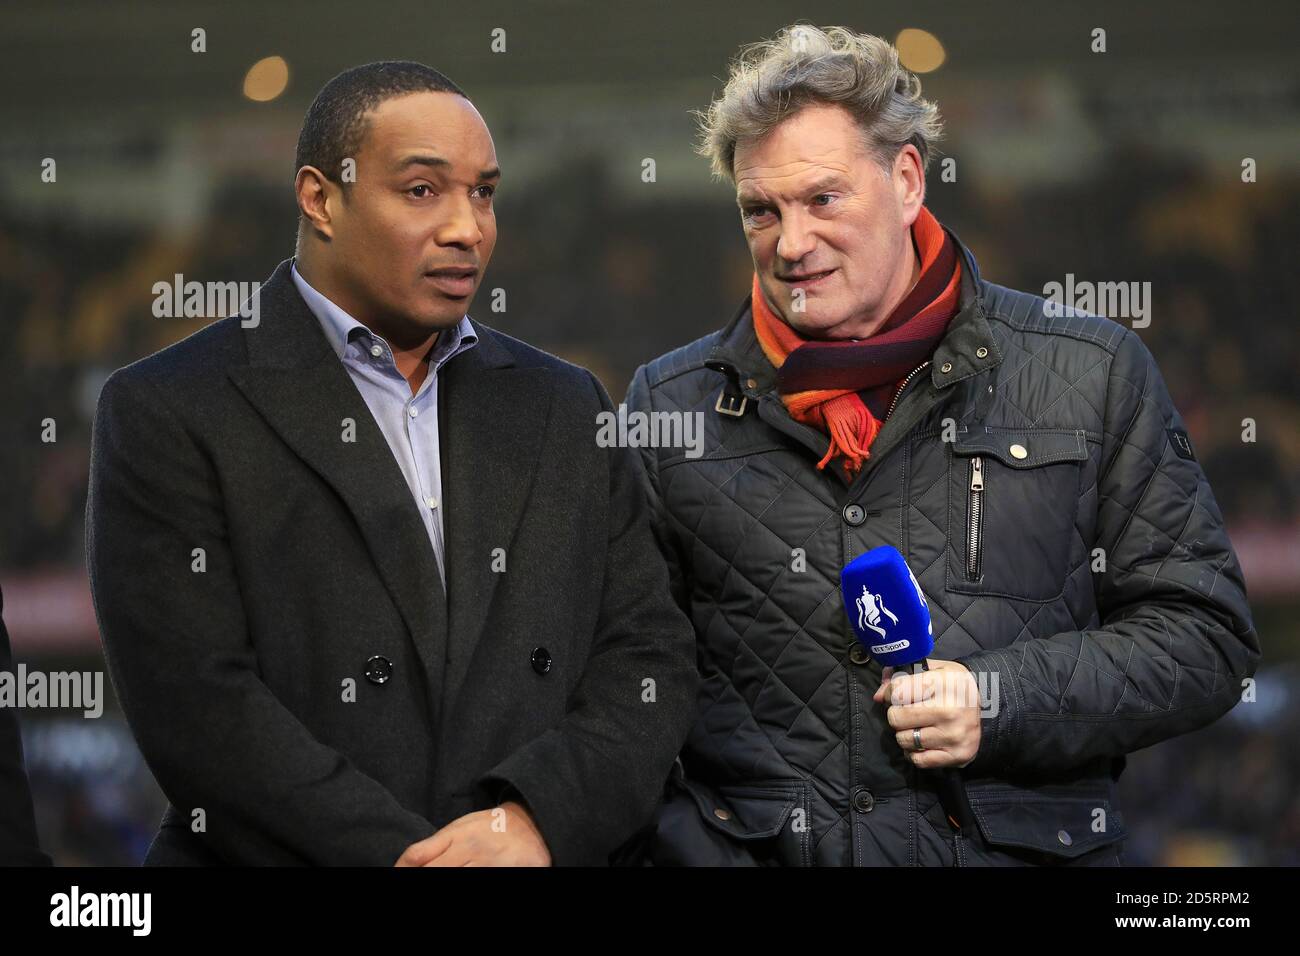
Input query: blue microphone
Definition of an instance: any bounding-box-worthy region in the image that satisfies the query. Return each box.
[841,544,933,668]
[840,544,975,833]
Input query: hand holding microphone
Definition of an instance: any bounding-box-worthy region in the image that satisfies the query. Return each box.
[871,660,981,771]
[841,545,981,831]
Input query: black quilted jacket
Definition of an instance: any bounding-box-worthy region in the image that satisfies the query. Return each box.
[624,232,1260,866]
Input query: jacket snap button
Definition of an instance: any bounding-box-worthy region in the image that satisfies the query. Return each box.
[531,646,552,675]
[843,504,866,526]
[713,808,732,821]
[745,377,757,389]
[975,347,988,359]
[364,655,393,685]
[940,362,953,373]
[1009,444,1028,459]
[1057,829,1073,846]
[849,645,871,665]
[852,788,875,813]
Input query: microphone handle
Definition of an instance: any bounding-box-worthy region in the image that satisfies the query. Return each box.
[910,660,977,832]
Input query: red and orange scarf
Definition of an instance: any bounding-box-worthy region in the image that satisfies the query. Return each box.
[751,205,962,477]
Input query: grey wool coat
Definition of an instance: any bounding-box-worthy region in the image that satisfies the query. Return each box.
[86,257,700,865]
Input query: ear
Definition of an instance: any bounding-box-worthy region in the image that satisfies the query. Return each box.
[893,145,925,227]
[295,165,337,241]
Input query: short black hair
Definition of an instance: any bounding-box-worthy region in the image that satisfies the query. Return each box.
[294,60,467,192]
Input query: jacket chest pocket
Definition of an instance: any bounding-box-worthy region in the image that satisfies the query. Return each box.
[945,427,1089,603]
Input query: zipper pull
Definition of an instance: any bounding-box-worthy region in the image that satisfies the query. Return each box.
[969,455,983,491]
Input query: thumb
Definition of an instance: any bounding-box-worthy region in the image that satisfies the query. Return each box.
[873,666,894,703]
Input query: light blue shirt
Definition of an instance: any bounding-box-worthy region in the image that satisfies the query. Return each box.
[291,261,478,588]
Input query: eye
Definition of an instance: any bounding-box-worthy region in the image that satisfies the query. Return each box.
[408,184,435,199]
[472,184,496,200]
[812,193,837,207]
[742,205,773,224]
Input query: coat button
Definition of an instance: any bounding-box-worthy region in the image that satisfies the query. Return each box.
[713,808,732,821]
[940,362,953,373]
[1057,829,1073,847]
[530,646,552,675]
[975,347,988,359]
[843,504,866,526]
[852,788,875,813]
[1010,443,1028,459]
[849,645,871,665]
[364,655,393,685]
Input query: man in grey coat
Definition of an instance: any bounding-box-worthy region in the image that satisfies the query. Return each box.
[86,61,698,866]
[627,26,1260,866]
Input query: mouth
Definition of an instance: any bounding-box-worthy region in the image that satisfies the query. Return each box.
[424,266,479,299]
[777,268,836,290]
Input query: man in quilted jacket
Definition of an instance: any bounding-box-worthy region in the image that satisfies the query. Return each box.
[623,25,1260,865]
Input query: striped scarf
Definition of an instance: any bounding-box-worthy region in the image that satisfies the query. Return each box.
[751,205,962,477]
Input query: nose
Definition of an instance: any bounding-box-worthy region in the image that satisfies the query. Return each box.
[436,194,484,249]
[775,209,816,264]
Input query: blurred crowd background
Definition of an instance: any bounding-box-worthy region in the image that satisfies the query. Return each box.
[1,0,1297,865]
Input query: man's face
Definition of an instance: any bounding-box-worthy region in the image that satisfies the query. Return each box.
[307,91,499,346]
[733,102,923,340]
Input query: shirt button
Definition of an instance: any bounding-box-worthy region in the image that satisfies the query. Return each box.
[425,496,439,509]
[408,407,418,418]
[843,504,866,526]
[531,646,552,675]
[369,344,383,358]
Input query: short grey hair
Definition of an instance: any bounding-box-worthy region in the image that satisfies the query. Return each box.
[696,24,944,182]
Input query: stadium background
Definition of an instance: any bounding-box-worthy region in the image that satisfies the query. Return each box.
[1,0,1296,864]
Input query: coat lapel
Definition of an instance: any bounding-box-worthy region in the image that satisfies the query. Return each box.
[437,326,553,724]
[226,259,448,702]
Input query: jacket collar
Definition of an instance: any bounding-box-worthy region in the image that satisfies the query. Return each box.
[707,227,1002,396]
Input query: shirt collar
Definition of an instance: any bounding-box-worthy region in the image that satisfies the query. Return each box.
[290,259,478,366]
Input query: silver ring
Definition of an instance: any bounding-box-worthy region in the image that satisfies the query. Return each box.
[912,728,925,752]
